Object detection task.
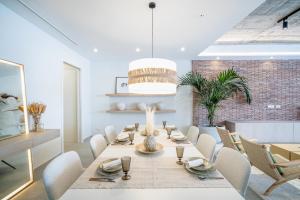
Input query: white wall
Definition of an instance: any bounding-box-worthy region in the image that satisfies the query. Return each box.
[91,60,192,135]
[0,4,91,167]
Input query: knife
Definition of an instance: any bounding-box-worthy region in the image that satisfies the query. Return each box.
[89,177,115,182]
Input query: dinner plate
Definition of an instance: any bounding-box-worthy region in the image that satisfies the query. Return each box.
[135,143,164,154]
[98,158,122,173]
[184,157,214,174]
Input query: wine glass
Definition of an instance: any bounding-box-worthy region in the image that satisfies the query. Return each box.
[134,123,139,131]
[166,127,172,139]
[128,132,135,145]
[162,121,167,129]
[176,146,184,165]
[121,156,131,180]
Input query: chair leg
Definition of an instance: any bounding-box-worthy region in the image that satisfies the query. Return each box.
[263,179,287,196]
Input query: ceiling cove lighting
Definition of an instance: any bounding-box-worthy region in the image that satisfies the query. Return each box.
[198,52,300,57]
[128,2,177,95]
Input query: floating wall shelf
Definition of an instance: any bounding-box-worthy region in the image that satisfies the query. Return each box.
[105,93,176,97]
[106,109,176,113]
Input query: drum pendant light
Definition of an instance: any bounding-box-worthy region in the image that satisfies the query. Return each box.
[128,2,177,94]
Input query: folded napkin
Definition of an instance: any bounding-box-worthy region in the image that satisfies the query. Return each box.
[117,133,128,141]
[185,159,203,168]
[123,127,135,132]
[172,134,185,140]
[102,159,121,170]
[166,125,176,129]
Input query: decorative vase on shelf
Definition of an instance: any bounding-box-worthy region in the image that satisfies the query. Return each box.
[144,106,157,151]
[116,102,126,111]
[137,103,147,111]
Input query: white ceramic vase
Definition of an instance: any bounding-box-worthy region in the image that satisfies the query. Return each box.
[144,135,157,152]
[137,103,147,111]
[116,102,126,110]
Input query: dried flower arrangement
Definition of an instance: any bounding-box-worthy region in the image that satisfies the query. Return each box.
[27,103,46,132]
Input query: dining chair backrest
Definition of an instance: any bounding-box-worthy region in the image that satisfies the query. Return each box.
[196,133,216,162]
[105,125,118,144]
[90,134,107,159]
[215,147,251,197]
[216,127,239,150]
[43,151,84,200]
[239,136,282,180]
[186,126,199,144]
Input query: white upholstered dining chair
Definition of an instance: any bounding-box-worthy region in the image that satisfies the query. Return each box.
[186,126,199,144]
[196,133,216,162]
[105,125,118,144]
[90,134,107,159]
[215,147,251,197]
[43,151,84,200]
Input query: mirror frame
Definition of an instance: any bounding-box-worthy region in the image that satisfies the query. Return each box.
[0,59,33,200]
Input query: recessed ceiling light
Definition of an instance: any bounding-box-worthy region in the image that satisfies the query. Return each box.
[270,56,274,59]
[93,48,98,53]
[180,47,185,52]
[216,56,220,60]
[136,48,141,52]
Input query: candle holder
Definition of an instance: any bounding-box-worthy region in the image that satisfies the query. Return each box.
[121,156,131,180]
[176,146,184,165]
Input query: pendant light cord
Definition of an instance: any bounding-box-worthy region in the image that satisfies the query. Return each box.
[151,7,154,58]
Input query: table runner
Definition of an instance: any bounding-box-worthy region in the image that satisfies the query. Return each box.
[71,156,230,189]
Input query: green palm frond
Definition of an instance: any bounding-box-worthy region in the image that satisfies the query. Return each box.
[178,68,252,126]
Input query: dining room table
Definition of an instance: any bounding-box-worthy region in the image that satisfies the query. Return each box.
[60,128,244,200]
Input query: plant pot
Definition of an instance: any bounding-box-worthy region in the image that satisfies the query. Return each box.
[144,135,156,152]
[199,125,225,144]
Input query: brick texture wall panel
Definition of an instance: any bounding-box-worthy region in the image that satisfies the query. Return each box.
[191,60,300,126]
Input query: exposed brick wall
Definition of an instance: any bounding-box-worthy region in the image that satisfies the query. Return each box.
[191,60,300,126]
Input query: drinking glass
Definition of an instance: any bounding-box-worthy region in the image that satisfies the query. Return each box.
[162,121,167,129]
[121,156,131,180]
[128,132,135,145]
[176,146,184,165]
[166,127,172,139]
[134,123,139,131]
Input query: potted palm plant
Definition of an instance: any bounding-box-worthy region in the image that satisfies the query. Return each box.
[178,68,252,142]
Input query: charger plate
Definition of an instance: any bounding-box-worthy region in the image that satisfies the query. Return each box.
[184,157,214,175]
[135,143,164,154]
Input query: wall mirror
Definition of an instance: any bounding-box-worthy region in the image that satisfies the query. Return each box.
[0,60,28,140]
[0,59,32,200]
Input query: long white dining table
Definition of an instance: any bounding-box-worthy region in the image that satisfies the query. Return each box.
[60,129,244,200]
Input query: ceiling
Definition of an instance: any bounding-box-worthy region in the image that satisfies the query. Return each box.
[1,0,264,61]
[216,0,300,44]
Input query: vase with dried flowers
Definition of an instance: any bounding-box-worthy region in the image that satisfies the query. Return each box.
[27,103,46,132]
[144,107,157,151]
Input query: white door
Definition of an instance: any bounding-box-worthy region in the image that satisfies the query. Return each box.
[63,63,79,144]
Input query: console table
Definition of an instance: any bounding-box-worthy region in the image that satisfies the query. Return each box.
[0,129,60,160]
